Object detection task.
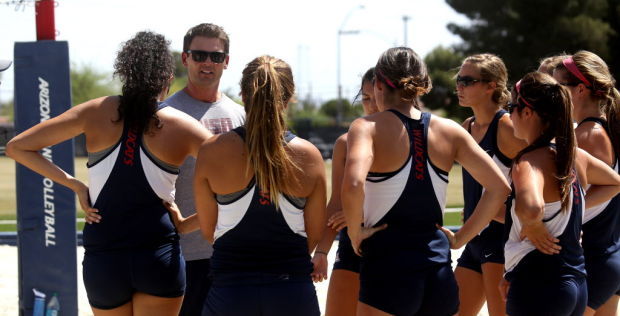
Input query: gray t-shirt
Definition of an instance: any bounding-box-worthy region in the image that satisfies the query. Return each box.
[163,89,245,260]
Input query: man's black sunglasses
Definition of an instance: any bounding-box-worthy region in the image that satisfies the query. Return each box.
[185,50,227,63]
[456,75,487,87]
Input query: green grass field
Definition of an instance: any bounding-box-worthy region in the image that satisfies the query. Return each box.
[0,156,464,231]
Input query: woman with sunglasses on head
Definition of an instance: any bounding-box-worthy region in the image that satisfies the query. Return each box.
[342,47,511,316]
[310,67,379,316]
[501,71,620,316]
[454,54,527,316]
[553,51,620,316]
[6,31,211,315]
[171,55,326,316]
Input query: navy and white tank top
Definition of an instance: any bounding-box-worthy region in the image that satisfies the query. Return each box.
[83,122,180,251]
[504,177,586,280]
[361,110,451,268]
[209,127,313,277]
[462,110,512,222]
[579,117,620,255]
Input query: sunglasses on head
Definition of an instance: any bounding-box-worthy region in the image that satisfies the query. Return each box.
[456,75,486,87]
[185,50,227,63]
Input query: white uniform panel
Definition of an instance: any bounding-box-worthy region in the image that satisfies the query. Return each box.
[88,145,121,205]
[140,148,178,203]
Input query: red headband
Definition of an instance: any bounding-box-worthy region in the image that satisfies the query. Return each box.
[515,80,534,108]
[376,69,397,89]
[562,57,592,87]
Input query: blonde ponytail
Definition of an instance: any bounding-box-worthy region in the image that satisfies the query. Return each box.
[241,56,299,207]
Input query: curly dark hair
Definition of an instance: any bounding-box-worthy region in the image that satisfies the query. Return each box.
[114,31,174,134]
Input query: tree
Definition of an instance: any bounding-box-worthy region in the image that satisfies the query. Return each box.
[446,0,618,80]
[319,98,363,123]
[70,64,118,106]
[422,46,470,121]
[172,51,188,79]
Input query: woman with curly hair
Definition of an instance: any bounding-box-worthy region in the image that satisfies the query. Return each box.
[7,31,210,315]
[342,47,511,316]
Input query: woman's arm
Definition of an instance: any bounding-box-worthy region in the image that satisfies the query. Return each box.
[6,99,98,217]
[193,143,220,244]
[311,135,346,282]
[342,118,387,256]
[493,116,528,223]
[438,122,511,249]
[576,148,620,209]
[302,144,328,254]
[510,156,561,255]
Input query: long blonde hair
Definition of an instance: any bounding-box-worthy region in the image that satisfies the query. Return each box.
[240,55,299,207]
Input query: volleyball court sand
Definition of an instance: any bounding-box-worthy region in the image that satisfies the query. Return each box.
[0,244,496,316]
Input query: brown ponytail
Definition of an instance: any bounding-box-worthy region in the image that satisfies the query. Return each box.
[240,56,299,207]
[513,72,576,211]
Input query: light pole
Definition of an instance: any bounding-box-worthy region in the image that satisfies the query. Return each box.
[403,15,410,47]
[337,4,364,125]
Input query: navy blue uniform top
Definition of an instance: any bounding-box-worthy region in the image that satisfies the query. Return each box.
[462,110,512,222]
[209,127,313,279]
[579,117,620,255]
[83,122,179,251]
[504,176,586,281]
[361,110,451,270]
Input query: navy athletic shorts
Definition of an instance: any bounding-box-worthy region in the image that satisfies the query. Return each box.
[204,272,320,316]
[359,263,459,316]
[333,228,361,273]
[507,273,587,316]
[585,249,620,309]
[82,242,185,309]
[457,220,505,273]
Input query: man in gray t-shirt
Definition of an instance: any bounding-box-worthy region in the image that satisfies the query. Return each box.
[163,23,245,316]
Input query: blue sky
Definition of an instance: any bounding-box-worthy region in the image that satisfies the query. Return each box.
[0,0,468,103]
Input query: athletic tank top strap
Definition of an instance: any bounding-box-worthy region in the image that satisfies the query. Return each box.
[578,117,607,129]
[233,126,246,140]
[385,109,425,155]
[489,109,511,165]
